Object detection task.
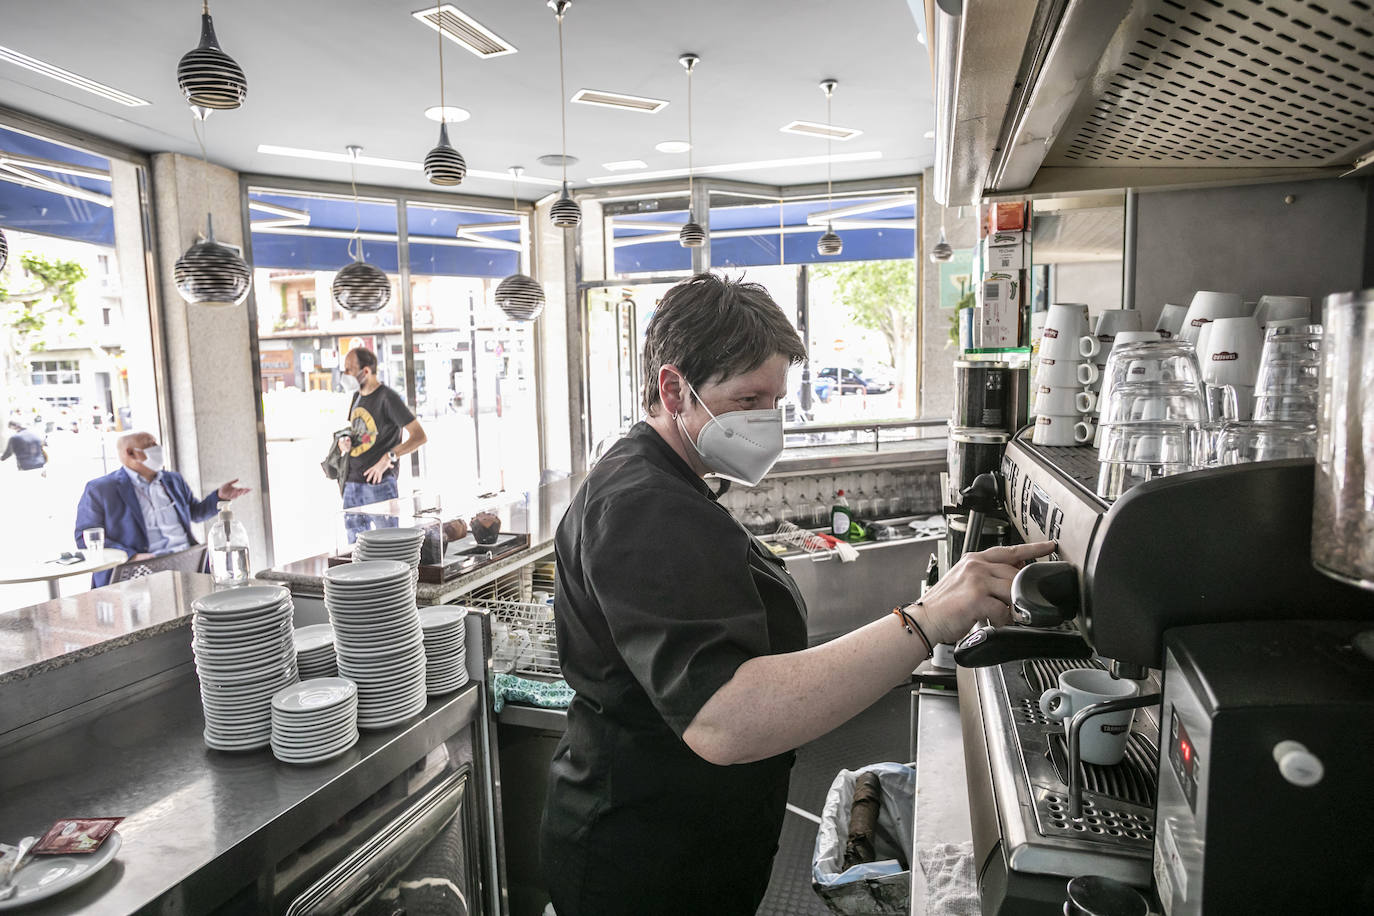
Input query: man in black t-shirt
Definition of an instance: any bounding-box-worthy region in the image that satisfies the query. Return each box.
[338,347,427,542]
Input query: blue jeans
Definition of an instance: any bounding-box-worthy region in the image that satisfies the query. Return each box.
[342,477,400,544]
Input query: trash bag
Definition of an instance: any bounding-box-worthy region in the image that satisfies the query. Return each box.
[811,762,915,916]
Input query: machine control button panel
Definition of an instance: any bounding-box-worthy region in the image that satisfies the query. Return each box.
[1048,507,1064,545]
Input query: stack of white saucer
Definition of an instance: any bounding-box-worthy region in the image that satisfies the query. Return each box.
[419,607,469,696]
[323,560,427,730]
[293,624,338,680]
[191,585,299,752]
[354,527,426,568]
[270,677,359,765]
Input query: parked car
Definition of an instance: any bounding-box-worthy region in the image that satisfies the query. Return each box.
[815,366,894,396]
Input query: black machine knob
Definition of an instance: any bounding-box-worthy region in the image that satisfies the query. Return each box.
[959,471,1002,514]
[1011,561,1081,628]
[953,624,1092,667]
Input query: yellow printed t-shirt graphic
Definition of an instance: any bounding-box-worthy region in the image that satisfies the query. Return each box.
[349,405,380,458]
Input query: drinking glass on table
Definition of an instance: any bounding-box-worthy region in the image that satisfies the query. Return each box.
[82,527,104,556]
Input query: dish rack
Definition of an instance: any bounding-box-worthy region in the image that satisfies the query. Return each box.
[462,559,561,677]
[773,521,838,557]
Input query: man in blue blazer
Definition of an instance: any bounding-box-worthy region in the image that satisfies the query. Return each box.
[74,431,251,586]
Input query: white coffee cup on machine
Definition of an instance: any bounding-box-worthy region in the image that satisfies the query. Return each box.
[1039,668,1141,766]
[1034,385,1088,416]
[1036,355,1085,387]
[1033,413,1093,447]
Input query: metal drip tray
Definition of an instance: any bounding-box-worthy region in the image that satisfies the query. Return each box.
[978,651,1163,883]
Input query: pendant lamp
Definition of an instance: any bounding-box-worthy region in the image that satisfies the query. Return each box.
[177,0,247,112]
[929,226,954,263]
[175,214,251,306]
[547,0,581,228]
[495,167,546,321]
[332,146,392,313]
[422,4,466,186]
[176,111,251,307]
[816,79,843,256]
[0,227,7,273]
[678,54,705,248]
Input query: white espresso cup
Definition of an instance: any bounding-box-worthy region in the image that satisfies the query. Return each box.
[1039,668,1141,765]
[1254,295,1311,328]
[1037,355,1086,387]
[1035,385,1087,415]
[1034,413,1093,447]
[1040,328,1087,359]
[1110,330,1162,350]
[1181,290,1246,344]
[1201,316,1263,387]
[1043,303,1090,345]
[1156,304,1188,339]
[1076,362,1102,386]
[1095,309,1144,337]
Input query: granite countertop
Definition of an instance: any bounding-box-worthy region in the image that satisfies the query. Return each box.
[0,572,215,686]
[260,473,586,601]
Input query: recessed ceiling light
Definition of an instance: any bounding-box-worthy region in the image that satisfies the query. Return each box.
[424,105,471,123]
[412,4,518,58]
[923,130,935,139]
[256,144,562,185]
[779,120,862,141]
[571,89,668,114]
[0,44,149,107]
[602,160,648,171]
[586,150,883,184]
[655,140,691,154]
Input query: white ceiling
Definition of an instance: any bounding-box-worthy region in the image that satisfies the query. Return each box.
[0,0,935,202]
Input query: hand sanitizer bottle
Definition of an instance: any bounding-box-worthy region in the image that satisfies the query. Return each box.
[208,501,251,588]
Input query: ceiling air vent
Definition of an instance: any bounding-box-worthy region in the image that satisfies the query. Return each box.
[570,89,668,113]
[780,120,862,141]
[412,4,517,59]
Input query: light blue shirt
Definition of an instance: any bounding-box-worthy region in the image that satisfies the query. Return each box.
[123,467,190,555]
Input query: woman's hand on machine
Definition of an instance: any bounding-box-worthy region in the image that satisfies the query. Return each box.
[916,541,1056,645]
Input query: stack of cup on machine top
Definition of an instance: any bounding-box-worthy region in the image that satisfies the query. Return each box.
[1095,338,1206,500]
[1076,310,1147,439]
[1032,303,1095,447]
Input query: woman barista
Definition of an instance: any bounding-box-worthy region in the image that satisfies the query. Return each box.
[540,274,1052,915]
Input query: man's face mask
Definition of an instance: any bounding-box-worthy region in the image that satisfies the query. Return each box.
[675,378,785,487]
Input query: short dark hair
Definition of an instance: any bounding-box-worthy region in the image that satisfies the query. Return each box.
[641,273,807,416]
[348,347,378,374]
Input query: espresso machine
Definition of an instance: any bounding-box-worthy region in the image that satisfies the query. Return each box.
[952,433,1374,915]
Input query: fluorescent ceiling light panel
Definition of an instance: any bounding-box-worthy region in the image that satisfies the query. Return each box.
[256,144,563,185]
[655,141,692,154]
[412,4,517,58]
[602,160,648,171]
[586,150,883,184]
[779,120,862,141]
[0,44,149,107]
[571,89,668,114]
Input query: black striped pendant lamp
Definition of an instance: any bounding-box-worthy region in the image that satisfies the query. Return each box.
[333,146,392,313]
[423,4,466,186]
[495,167,546,321]
[177,0,247,112]
[547,1,581,229]
[678,54,704,248]
[816,79,843,257]
[0,227,7,273]
[174,214,251,306]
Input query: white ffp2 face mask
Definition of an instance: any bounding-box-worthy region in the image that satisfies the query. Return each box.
[142,445,164,472]
[339,372,360,393]
[677,380,785,487]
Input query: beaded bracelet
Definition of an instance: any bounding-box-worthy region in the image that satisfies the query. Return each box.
[891,603,934,657]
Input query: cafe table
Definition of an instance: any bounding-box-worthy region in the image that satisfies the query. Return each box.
[0,548,129,600]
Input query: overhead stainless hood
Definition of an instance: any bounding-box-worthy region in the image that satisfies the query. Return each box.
[926,0,1374,204]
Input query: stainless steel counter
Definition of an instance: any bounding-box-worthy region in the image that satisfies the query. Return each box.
[0,670,483,915]
[909,686,973,916]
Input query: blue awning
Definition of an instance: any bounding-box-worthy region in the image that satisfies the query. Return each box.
[0,125,114,247]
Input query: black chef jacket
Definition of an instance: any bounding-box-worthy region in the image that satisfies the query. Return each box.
[539,422,809,916]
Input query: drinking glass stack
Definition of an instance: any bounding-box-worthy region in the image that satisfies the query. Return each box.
[293,624,338,679]
[191,585,300,752]
[1211,323,1322,465]
[1095,340,1206,500]
[269,677,359,765]
[323,560,428,730]
[419,607,469,695]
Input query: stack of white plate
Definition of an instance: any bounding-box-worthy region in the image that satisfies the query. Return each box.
[323,560,427,730]
[354,527,427,568]
[192,585,299,752]
[270,677,360,765]
[294,624,338,679]
[419,607,469,695]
